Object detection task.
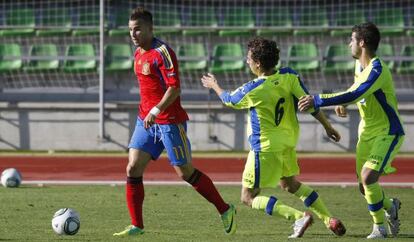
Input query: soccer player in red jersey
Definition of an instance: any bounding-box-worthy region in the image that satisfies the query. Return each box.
[113,7,236,236]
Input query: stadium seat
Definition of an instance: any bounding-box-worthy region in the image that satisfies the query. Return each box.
[36,9,72,36]
[63,44,96,72]
[377,44,395,70]
[371,8,405,36]
[153,6,181,36]
[177,43,208,72]
[330,8,365,37]
[397,45,414,73]
[182,7,218,36]
[0,44,22,72]
[219,7,254,36]
[294,8,329,36]
[24,44,59,71]
[72,8,101,36]
[323,44,354,73]
[287,43,319,72]
[104,44,132,72]
[0,9,35,37]
[108,9,130,37]
[210,43,244,73]
[256,7,292,36]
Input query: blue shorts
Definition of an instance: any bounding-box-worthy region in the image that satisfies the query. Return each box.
[128,117,191,166]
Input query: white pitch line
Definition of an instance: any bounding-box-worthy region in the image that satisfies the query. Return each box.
[22,180,414,188]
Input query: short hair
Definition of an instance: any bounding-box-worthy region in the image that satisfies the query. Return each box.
[352,22,381,52]
[129,7,153,24]
[247,37,280,71]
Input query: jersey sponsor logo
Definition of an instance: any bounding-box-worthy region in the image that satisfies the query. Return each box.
[359,98,366,104]
[367,159,380,165]
[142,61,151,75]
[167,72,176,77]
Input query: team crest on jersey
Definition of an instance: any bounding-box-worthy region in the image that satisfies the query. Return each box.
[142,61,151,75]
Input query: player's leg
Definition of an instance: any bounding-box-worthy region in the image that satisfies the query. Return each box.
[163,122,236,234]
[243,151,312,238]
[361,135,404,238]
[280,176,346,236]
[114,119,163,236]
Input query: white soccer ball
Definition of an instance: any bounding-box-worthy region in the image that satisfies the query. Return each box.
[51,208,80,235]
[1,168,22,188]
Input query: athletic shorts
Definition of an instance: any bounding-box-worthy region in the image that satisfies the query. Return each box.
[356,134,404,182]
[242,147,300,189]
[128,117,191,166]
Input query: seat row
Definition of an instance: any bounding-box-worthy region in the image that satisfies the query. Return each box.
[1,43,414,74]
[0,6,413,37]
[0,44,131,73]
[180,43,414,74]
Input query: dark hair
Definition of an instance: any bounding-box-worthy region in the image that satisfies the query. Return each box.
[130,7,153,24]
[247,37,280,71]
[352,22,380,53]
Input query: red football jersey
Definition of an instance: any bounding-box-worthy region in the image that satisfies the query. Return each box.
[134,38,189,124]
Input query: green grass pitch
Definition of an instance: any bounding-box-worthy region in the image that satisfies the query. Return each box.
[0,185,413,241]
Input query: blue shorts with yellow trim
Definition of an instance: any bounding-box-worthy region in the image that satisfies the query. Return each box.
[242,147,300,189]
[356,134,404,182]
[128,117,191,166]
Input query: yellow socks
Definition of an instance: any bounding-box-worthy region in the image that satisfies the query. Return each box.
[252,196,303,220]
[294,184,332,226]
[364,183,385,224]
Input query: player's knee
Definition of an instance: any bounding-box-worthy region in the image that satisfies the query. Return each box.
[240,194,253,207]
[280,179,300,193]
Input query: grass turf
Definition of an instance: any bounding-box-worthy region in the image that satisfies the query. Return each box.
[0,185,413,241]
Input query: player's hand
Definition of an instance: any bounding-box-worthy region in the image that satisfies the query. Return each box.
[143,113,156,129]
[298,95,315,111]
[201,73,218,89]
[335,105,347,118]
[325,126,341,142]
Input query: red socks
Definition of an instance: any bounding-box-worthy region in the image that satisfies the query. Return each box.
[186,169,230,214]
[126,176,144,229]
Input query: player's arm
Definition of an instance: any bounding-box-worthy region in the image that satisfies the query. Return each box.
[312,111,341,142]
[299,64,384,111]
[201,73,251,109]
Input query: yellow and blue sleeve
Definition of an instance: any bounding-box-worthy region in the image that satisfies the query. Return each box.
[314,59,383,108]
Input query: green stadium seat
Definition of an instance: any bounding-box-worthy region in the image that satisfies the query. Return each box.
[182,7,218,36]
[63,44,96,72]
[153,6,181,36]
[210,43,244,73]
[397,45,414,73]
[372,8,405,36]
[177,43,207,72]
[0,44,22,72]
[24,44,59,71]
[287,43,319,72]
[219,7,254,37]
[108,9,130,37]
[256,7,292,36]
[377,44,395,70]
[331,9,365,37]
[294,8,329,36]
[72,8,101,36]
[104,44,132,72]
[36,9,72,36]
[0,9,35,37]
[323,44,354,73]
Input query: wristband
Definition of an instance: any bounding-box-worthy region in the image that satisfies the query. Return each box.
[149,106,161,116]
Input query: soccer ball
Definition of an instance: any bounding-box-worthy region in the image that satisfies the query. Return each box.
[1,168,22,188]
[51,208,80,235]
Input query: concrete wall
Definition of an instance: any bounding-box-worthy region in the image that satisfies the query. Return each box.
[0,102,412,152]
